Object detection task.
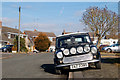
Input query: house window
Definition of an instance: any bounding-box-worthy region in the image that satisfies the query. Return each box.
[8,33,11,39]
[0,29,1,36]
[94,37,98,41]
[23,36,26,38]
[48,37,53,42]
[52,38,56,41]
[11,34,16,38]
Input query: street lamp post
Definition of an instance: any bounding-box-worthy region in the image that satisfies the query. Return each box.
[18,6,21,54]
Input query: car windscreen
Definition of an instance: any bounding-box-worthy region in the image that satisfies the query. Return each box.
[56,35,92,48]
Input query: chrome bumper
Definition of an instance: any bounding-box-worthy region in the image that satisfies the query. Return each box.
[56,59,99,67]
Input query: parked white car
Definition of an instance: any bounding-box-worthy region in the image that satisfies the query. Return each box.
[103,44,120,53]
[33,49,39,53]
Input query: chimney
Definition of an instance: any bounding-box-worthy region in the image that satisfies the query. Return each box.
[62,29,65,35]
[23,32,26,34]
[34,29,37,31]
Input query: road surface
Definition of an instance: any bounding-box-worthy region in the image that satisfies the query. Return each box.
[1,52,119,79]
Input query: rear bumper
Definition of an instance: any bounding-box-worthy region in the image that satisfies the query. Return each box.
[56,59,99,68]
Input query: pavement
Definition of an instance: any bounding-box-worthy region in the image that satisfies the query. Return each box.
[1,52,120,79]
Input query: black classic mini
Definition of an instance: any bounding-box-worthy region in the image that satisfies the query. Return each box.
[54,32,101,74]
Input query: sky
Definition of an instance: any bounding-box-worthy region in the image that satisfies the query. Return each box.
[2,2,118,36]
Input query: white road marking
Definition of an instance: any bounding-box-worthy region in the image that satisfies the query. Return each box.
[68,72,74,80]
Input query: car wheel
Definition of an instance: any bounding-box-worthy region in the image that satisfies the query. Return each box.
[33,51,37,53]
[6,50,8,53]
[2,50,4,52]
[95,61,101,69]
[107,48,112,53]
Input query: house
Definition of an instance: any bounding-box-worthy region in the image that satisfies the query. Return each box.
[24,30,56,51]
[0,23,28,48]
[62,29,72,35]
[62,30,119,46]
[90,33,118,46]
[105,34,118,39]
[62,30,98,42]
[100,39,118,45]
[88,32,98,41]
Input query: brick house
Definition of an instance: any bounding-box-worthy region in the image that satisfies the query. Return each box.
[24,30,56,51]
[88,32,98,43]
[0,22,28,48]
[62,30,98,42]
[62,30,118,46]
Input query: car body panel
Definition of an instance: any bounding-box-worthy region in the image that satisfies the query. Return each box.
[54,32,101,70]
[1,45,13,52]
[103,44,120,52]
[56,59,99,68]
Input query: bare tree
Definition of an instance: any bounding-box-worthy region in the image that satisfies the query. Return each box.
[82,6,118,48]
[107,25,118,39]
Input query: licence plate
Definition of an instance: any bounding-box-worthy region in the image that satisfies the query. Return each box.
[70,62,88,69]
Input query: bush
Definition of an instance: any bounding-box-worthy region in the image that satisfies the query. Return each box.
[34,32,51,52]
[21,47,28,53]
[12,46,17,51]
[14,36,28,52]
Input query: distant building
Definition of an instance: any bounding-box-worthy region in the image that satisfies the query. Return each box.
[62,30,98,42]
[62,29,72,35]
[100,39,118,45]
[88,32,98,42]
[0,23,28,48]
[24,30,56,51]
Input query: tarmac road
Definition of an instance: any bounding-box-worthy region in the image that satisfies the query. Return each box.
[2,52,119,79]
[2,53,68,79]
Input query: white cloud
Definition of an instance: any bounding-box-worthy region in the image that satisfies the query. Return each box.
[74,10,86,18]
[22,22,62,35]
[2,17,18,27]
[59,7,64,15]
[10,4,18,8]
[63,22,86,32]
[21,22,86,36]
[2,18,86,36]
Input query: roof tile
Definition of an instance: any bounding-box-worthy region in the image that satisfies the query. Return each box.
[2,26,23,34]
[24,30,56,37]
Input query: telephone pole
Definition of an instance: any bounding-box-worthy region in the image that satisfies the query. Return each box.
[18,6,21,54]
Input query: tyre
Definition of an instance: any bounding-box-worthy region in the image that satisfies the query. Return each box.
[33,51,37,53]
[107,48,112,53]
[6,50,9,53]
[95,61,101,69]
